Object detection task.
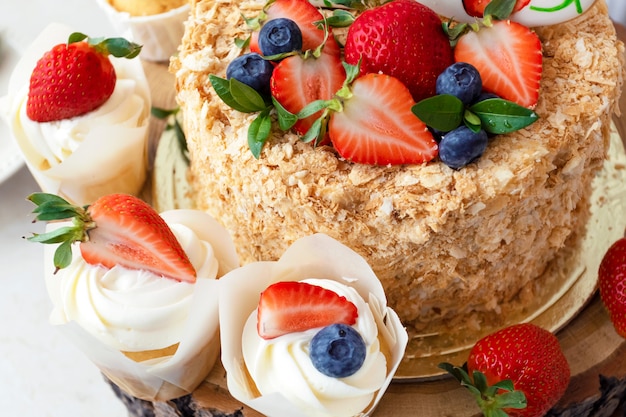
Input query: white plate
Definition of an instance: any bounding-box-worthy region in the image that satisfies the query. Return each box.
[0,35,24,184]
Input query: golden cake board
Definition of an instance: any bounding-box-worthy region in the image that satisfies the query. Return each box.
[140,58,626,416]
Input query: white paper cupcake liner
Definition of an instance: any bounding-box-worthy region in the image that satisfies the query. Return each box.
[95,0,190,62]
[219,233,409,417]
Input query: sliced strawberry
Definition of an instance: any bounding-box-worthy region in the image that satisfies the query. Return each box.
[263,0,327,51]
[257,281,358,339]
[81,194,196,282]
[454,20,542,108]
[328,73,438,165]
[27,193,196,283]
[271,37,345,137]
[462,0,531,18]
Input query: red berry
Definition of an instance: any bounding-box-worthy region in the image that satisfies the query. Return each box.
[599,237,626,338]
[257,281,358,339]
[454,20,542,108]
[27,193,196,282]
[466,323,570,417]
[329,73,438,165]
[344,0,454,102]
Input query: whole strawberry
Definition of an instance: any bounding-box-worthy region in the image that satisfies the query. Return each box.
[599,237,626,338]
[441,323,570,417]
[343,0,454,102]
[26,192,196,282]
[26,33,142,123]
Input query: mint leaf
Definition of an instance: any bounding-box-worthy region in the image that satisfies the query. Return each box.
[209,75,268,113]
[470,98,538,134]
[412,94,465,132]
[272,98,298,131]
[229,78,268,112]
[300,115,329,145]
[248,109,272,158]
[463,109,483,133]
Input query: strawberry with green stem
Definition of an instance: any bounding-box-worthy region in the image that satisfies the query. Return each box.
[343,0,455,103]
[441,323,570,417]
[449,0,543,108]
[599,235,626,338]
[26,193,196,283]
[27,32,142,123]
[270,35,346,141]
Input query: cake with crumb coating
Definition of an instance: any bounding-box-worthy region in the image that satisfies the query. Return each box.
[170,0,624,341]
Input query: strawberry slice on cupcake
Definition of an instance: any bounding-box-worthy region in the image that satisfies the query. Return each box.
[27,192,196,282]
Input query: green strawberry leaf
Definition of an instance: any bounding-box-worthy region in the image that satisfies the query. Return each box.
[248,108,273,158]
[484,0,518,20]
[300,115,329,145]
[469,98,538,134]
[316,0,366,10]
[317,10,356,28]
[53,241,74,271]
[209,75,268,113]
[235,36,251,49]
[151,106,179,119]
[412,94,465,132]
[443,20,468,45]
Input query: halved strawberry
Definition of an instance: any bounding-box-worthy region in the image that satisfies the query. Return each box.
[27,193,196,283]
[328,73,438,165]
[462,0,531,18]
[252,0,327,52]
[454,20,542,108]
[271,37,346,137]
[257,281,358,339]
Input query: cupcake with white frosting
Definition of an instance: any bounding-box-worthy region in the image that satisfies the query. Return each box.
[2,23,150,207]
[31,193,239,401]
[219,233,408,417]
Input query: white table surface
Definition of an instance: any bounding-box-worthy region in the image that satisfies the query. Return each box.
[1,2,626,417]
[0,1,128,416]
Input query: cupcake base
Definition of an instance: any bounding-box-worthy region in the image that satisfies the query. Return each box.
[106,298,626,417]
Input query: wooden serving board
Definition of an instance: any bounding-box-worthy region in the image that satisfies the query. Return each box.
[110,26,626,417]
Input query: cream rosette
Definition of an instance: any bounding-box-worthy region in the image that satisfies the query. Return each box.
[43,209,239,401]
[95,0,190,62]
[220,233,408,417]
[1,23,150,207]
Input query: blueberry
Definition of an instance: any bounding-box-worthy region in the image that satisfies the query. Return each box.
[439,126,488,170]
[436,62,483,105]
[226,53,274,98]
[258,18,303,57]
[309,324,366,378]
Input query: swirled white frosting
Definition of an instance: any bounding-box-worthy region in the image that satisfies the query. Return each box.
[1,23,151,206]
[241,278,387,417]
[48,219,219,352]
[14,77,148,168]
